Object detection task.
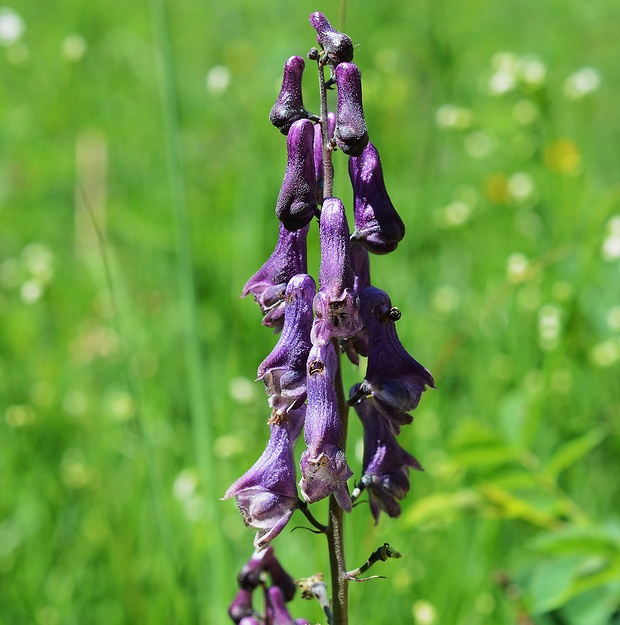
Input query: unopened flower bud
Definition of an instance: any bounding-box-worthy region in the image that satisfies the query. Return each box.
[334,62,369,156]
[276,118,318,231]
[349,142,405,254]
[228,588,255,624]
[270,56,311,135]
[309,11,354,65]
[265,586,297,625]
[263,547,297,602]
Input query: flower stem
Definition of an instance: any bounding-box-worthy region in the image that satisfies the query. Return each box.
[317,57,334,200]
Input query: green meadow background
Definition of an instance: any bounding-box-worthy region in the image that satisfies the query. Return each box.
[1,0,619,623]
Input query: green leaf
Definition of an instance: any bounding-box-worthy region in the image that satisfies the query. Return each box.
[402,490,481,529]
[547,427,607,479]
[527,557,581,614]
[529,524,620,558]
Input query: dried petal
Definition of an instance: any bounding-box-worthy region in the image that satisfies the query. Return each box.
[257,274,316,415]
[334,62,368,156]
[270,56,311,135]
[311,197,362,346]
[276,118,317,231]
[309,11,354,65]
[349,142,405,254]
[242,223,309,331]
[299,343,352,510]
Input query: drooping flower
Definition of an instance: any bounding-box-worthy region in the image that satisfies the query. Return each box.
[228,588,256,624]
[263,546,297,602]
[270,56,311,135]
[265,586,297,625]
[311,197,362,347]
[334,62,369,157]
[237,548,271,591]
[242,222,309,331]
[352,391,423,522]
[308,11,354,65]
[257,274,315,416]
[223,407,305,550]
[349,142,405,254]
[276,118,318,231]
[299,342,352,510]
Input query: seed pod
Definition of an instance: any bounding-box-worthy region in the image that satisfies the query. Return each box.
[270,56,311,135]
[334,62,368,156]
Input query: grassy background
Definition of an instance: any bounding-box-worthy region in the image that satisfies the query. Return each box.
[1,0,619,623]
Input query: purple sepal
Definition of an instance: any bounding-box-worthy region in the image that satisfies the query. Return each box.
[265,586,296,625]
[349,142,406,254]
[353,393,423,522]
[357,286,434,416]
[309,11,354,65]
[263,547,297,602]
[299,343,352,510]
[257,274,316,416]
[223,407,305,550]
[270,56,311,135]
[311,197,362,347]
[228,588,256,624]
[276,118,318,231]
[237,548,271,591]
[313,112,336,205]
[334,63,369,157]
[242,223,309,331]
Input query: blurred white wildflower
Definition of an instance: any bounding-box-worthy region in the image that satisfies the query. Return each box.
[602,215,620,261]
[62,34,87,62]
[506,253,530,283]
[464,130,494,158]
[538,303,562,351]
[487,52,518,95]
[20,280,42,303]
[563,67,601,100]
[214,432,248,458]
[508,172,535,203]
[431,285,460,314]
[438,200,472,228]
[435,104,473,129]
[607,306,620,332]
[206,64,230,95]
[105,388,134,422]
[513,99,539,125]
[23,243,54,284]
[229,376,255,403]
[413,600,437,625]
[518,55,547,89]
[173,468,199,501]
[589,338,620,368]
[0,8,25,45]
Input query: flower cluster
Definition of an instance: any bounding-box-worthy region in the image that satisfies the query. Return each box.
[225,12,434,623]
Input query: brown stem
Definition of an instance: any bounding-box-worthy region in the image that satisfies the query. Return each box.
[317,58,334,200]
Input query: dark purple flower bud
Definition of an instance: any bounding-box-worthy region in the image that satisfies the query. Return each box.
[309,11,354,65]
[242,223,309,331]
[313,112,336,205]
[270,56,311,135]
[238,618,261,625]
[299,343,352,510]
[263,546,297,602]
[334,63,369,157]
[265,586,296,625]
[355,286,434,416]
[276,118,318,231]
[352,392,423,522]
[228,588,256,624]
[311,197,362,347]
[257,274,316,417]
[223,407,305,550]
[237,548,271,591]
[349,142,406,254]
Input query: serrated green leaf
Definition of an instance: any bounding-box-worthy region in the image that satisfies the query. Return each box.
[547,427,607,478]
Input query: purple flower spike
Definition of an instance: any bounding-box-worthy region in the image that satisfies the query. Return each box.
[238,618,261,625]
[223,407,306,550]
[311,197,362,347]
[228,588,256,624]
[276,118,318,231]
[313,112,336,205]
[237,548,271,591]
[242,223,309,331]
[270,56,311,135]
[265,586,296,625]
[309,11,354,65]
[299,343,352,510]
[334,62,369,157]
[349,142,406,254]
[356,286,434,416]
[263,546,297,602]
[257,274,316,417]
[352,393,423,522]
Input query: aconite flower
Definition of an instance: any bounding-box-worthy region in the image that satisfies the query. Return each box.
[334,62,369,157]
[308,11,354,65]
[270,56,311,134]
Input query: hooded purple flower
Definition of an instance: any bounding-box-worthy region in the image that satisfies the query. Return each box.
[352,286,434,420]
[257,274,315,416]
[313,111,336,205]
[352,392,423,522]
[223,407,305,550]
[349,142,405,254]
[270,56,311,135]
[265,586,297,625]
[311,197,362,347]
[299,342,352,510]
[242,223,309,331]
[238,618,261,625]
[228,588,256,625]
[308,11,354,65]
[275,118,317,231]
[263,546,297,602]
[334,62,369,157]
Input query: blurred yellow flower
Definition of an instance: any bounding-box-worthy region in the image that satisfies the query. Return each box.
[544,138,582,174]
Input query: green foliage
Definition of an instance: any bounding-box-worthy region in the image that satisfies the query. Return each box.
[1,0,619,624]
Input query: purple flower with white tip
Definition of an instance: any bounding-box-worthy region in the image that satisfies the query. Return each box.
[309,11,354,65]
[223,407,305,550]
[352,391,423,522]
[334,62,369,157]
[228,588,256,624]
[354,286,434,416]
[265,586,297,625]
[257,274,315,416]
[311,197,362,347]
[242,223,309,331]
[349,142,405,254]
[276,118,317,231]
[299,342,352,510]
[238,618,261,625]
[270,56,311,135]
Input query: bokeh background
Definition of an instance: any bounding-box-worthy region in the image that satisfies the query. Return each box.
[1,0,619,623]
